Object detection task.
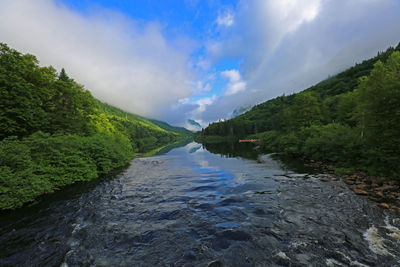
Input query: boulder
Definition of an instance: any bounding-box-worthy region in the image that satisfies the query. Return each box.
[356,184,368,190]
[352,188,368,195]
[375,185,396,192]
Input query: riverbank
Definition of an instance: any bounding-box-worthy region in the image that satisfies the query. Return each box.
[0,134,191,211]
[299,157,400,212]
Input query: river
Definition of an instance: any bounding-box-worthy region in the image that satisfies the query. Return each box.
[1,142,400,266]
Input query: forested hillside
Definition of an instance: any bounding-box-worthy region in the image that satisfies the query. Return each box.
[196,43,400,178]
[149,119,193,136]
[0,43,190,209]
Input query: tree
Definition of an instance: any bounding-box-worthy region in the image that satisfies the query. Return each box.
[357,52,400,175]
[58,68,69,82]
[284,92,323,131]
[0,43,55,139]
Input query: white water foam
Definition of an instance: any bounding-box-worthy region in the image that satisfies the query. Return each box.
[384,216,400,240]
[289,241,308,249]
[326,258,344,266]
[363,225,394,257]
[276,251,290,261]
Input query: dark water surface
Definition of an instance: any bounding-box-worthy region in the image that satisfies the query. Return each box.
[1,142,400,266]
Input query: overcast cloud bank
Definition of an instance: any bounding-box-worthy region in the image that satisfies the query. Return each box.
[1,0,400,128]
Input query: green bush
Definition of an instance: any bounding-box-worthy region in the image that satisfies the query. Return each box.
[0,137,50,209]
[301,124,362,164]
[259,131,280,151]
[0,131,135,209]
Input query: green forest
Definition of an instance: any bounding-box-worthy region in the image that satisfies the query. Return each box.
[196,43,400,179]
[0,43,191,210]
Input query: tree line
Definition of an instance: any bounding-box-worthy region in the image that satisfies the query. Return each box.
[196,43,400,179]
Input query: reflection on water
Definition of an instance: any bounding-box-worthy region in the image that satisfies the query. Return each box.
[201,141,260,160]
[202,141,318,174]
[1,142,400,266]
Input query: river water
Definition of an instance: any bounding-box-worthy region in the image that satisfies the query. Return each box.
[1,142,400,266]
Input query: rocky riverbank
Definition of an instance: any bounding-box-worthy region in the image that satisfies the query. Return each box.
[303,159,400,213]
[342,173,400,212]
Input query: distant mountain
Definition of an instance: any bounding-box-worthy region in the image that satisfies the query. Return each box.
[188,119,202,129]
[149,119,193,135]
[230,106,252,118]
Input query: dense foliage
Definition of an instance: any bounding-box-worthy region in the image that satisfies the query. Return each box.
[196,43,400,178]
[0,43,190,209]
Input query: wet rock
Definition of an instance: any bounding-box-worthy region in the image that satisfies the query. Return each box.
[343,179,353,185]
[375,185,396,191]
[356,184,368,190]
[352,188,368,195]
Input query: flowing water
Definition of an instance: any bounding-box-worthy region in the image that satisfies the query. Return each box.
[1,142,400,266]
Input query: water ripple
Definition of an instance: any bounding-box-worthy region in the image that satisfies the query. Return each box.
[1,142,399,266]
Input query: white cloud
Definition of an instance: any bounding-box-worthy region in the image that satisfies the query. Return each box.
[169,94,218,129]
[207,0,322,67]
[0,0,194,118]
[193,81,212,93]
[267,0,321,33]
[195,95,217,113]
[221,69,246,96]
[221,69,241,83]
[216,10,234,27]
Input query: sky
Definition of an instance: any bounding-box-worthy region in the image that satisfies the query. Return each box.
[0,0,400,130]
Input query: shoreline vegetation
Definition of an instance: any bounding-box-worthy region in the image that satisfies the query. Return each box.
[195,43,400,209]
[0,43,192,210]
